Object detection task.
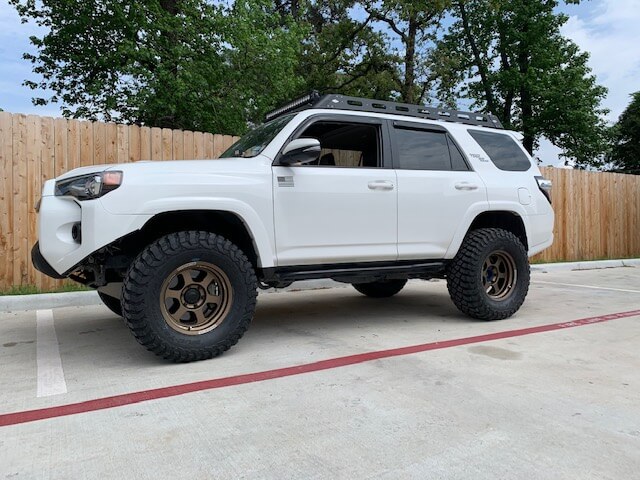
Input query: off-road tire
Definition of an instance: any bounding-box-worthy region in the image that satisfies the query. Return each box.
[353,279,408,298]
[446,228,529,321]
[122,231,257,362]
[98,291,123,317]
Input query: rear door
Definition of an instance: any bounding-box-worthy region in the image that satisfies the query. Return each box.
[392,121,488,259]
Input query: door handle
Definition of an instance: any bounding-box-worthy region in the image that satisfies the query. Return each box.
[368,180,394,191]
[454,182,478,191]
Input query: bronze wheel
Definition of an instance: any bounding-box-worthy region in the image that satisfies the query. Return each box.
[160,261,233,335]
[481,250,517,300]
[448,229,529,321]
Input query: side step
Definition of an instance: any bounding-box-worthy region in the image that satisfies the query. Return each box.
[262,260,447,284]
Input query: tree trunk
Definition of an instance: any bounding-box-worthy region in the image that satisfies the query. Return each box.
[401,16,417,104]
[517,21,533,154]
[457,1,497,115]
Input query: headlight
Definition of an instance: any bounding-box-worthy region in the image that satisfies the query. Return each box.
[55,171,123,200]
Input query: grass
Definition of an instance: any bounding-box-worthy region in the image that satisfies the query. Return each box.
[0,282,91,296]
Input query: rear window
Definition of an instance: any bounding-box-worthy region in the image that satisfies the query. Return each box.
[468,130,531,172]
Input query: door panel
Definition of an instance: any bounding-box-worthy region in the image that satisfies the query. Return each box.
[396,170,487,259]
[273,166,398,266]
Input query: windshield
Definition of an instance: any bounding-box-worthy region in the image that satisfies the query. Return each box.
[219,114,294,158]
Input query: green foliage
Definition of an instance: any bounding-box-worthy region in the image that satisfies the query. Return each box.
[609,92,640,175]
[430,0,609,166]
[362,0,450,103]
[11,0,611,165]
[10,0,306,134]
[275,0,399,100]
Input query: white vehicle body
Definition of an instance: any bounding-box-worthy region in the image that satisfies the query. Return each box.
[35,108,553,280]
[32,93,555,362]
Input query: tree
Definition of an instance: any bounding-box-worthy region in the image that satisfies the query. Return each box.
[273,0,399,100]
[609,92,640,175]
[10,0,306,133]
[363,0,449,104]
[429,0,609,166]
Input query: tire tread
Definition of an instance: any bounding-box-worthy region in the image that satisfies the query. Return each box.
[122,231,257,362]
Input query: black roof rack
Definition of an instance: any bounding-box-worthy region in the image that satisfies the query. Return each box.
[265,91,503,129]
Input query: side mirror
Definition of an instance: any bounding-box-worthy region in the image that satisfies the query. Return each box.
[279,138,321,165]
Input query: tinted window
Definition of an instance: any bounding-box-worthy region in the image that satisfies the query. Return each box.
[395,129,450,170]
[447,136,469,171]
[468,130,531,171]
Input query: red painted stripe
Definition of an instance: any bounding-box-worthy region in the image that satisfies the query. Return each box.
[2,309,639,428]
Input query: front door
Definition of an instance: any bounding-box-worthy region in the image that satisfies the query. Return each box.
[272,116,397,266]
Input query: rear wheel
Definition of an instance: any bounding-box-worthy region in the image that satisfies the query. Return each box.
[98,291,122,317]
[353,279,407,298]
[122,231,257,362]
[446,228,529,320]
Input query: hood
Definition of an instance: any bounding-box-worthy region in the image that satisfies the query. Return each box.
[56,164,118,181]
[55,156,266,181]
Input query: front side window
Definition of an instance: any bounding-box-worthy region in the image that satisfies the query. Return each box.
[468,130,531,171]
[297,121,380,168]
[220,114,294,158]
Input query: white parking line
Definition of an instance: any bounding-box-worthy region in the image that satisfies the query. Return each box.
[36,309,67,397]
[533,280,640,294]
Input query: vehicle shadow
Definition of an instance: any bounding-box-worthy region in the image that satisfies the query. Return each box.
[48,286,470,369]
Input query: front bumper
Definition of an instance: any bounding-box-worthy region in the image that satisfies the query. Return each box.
[31,242,66,279]
[35,181,152,276]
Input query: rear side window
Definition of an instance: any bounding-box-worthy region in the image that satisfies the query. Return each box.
[448,138,469,171]
[468,130,531,171]
[395,128,461,171]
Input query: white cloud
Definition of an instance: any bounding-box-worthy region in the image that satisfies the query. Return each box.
[561,0,640,122]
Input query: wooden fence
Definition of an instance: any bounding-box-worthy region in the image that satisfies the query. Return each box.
[0,111,639,291]
[532,167,640,264]
[0,112,238,291]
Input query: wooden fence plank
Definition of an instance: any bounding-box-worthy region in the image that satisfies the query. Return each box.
[212,134,224,158]
[12,114,28,286]
[161,128,172,160]
[172,130,184,160]
[67,119,81,172]
[37,117,56,290]
[105,123,117,164]
[193,132,205,159]
[117,124,128,163]
[140,126,151,161]
[80,121,94,166]
[26,115,42,287]
[151,127,162,161]
[183,130,194,159]
[53,118,68,177]
[204,133,214,158]
[0,113,13,291]
[94,121,107,166]
[128,125,141,163]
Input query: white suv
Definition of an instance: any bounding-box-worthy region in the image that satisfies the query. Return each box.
[33,93,554,362]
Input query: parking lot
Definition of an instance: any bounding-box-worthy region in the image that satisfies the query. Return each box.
[1,266,639,479]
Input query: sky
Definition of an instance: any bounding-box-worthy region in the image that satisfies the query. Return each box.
[1,0,639,165]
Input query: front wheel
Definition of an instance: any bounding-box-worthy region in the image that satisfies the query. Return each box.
[122,231,257,362]
[446,228,530,320]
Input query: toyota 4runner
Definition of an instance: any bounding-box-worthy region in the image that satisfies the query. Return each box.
[32,93,554,362]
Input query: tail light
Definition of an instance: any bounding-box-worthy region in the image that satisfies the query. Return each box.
[535,176,552,204]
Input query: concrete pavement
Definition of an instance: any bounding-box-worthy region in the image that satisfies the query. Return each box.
[0,266,639,479]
